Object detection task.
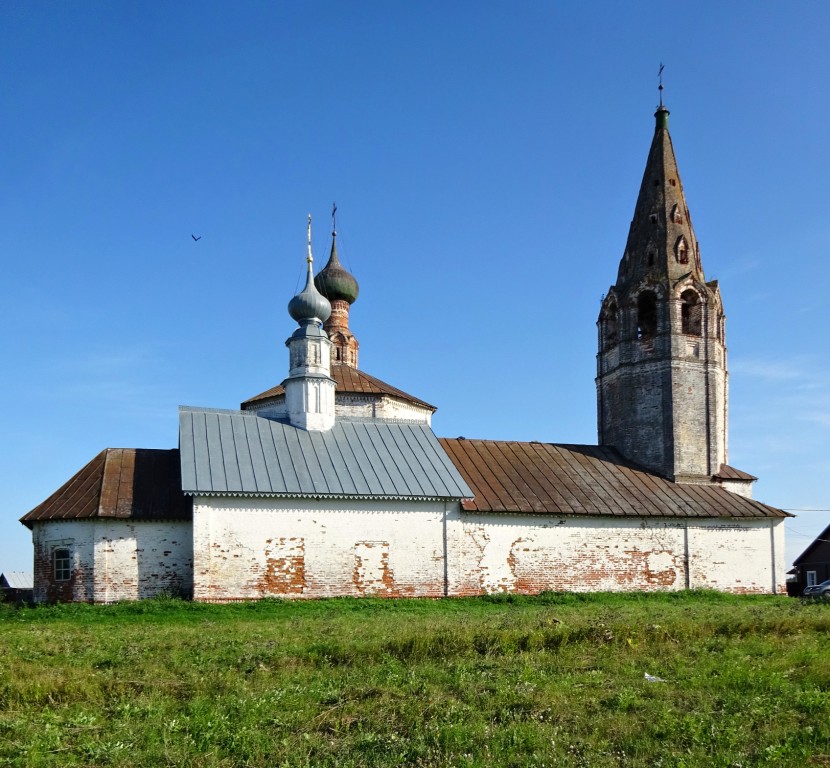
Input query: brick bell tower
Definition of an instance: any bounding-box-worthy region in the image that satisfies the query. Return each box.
[596,103,728,484]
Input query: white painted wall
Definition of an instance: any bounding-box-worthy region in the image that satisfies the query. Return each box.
[448,513,786,595]
[246,394,432,426]
[31,507,785,602]
[31,519,193,603]
[192,498,785,600]
[192,497,450,601]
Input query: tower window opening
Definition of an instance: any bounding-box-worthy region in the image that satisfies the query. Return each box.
[671,204,682,223]
[649,213,658,225]
[637,291,657,339]
[676,236,688,264]
[669,179,676,186]
[603,302,619,349]
[647,252,655,267]
[681,290,702,336]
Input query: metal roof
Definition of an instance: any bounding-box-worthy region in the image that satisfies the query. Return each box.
[179,407,471,499]
[20,449,192,528]
[0,572,33,590]
[714,464,758,481]
[440,438,788,519]
[242,362,436,412]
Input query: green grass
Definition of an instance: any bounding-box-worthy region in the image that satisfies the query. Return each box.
[1,592,829,767]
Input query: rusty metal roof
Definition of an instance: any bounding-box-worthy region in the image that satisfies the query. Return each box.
[242,362,436,412]
[180,407,470,499]
[20,449,192,528]
[439,438,788,519]
[714,464,758,481]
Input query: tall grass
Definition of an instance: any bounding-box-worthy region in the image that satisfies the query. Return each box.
[0,593,828,767]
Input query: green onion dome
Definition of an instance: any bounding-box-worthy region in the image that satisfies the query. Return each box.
[314,232,359,305]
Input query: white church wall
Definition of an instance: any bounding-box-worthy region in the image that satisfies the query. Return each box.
[244,395,433,426]
[32,521,96,603]
[31,519,193,603]
[92,520,193,602]
[687,518,785,594]
[192,497,449,601]
[448,514,785,595]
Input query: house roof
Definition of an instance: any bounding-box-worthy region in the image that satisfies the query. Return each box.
[241,362,436,412]
[439,438,788,519]
[20,448,192,528]
[793,520,830,566]
[179,407,471,499]
[0,572,33,590]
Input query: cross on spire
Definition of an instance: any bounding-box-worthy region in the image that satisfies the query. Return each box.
[306,213,313,265]
[658,62,665,108]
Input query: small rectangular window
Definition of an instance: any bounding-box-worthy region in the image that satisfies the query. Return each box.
[807,571,817,587]
[54,548,71,581]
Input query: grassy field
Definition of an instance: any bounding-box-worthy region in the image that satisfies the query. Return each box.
[0,592,828,767]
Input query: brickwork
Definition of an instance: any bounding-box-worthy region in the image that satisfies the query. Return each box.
[189,498,785,600]
[31,519,193,603]
[325,299,359,368]
[191,498,449,601]
[450,514,785,595]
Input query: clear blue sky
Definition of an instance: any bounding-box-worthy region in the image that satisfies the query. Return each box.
[1,2,828,575]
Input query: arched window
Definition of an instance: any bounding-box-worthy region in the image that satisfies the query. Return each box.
[676,236,688,264]
[603,301,619,349]
[681,290,702,335]
[671,204,682,224]
[637,291,657,339]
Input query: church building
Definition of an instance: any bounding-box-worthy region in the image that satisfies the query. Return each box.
[20,105,788,603]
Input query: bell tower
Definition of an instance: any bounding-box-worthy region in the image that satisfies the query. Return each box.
[596,105,728,483]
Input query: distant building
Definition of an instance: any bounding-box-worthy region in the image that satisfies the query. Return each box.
[791,522,830,594]
[20,104,788,603]
[1,571,33,604]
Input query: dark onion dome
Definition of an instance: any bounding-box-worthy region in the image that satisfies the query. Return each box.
[314,231,359,305]
[289,257,331,325]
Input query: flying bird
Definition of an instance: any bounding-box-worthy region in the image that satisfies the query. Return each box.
[192,234,201,242]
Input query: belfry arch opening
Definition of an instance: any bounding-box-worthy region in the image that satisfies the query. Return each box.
[602,301,619,349]
[636,291,657,339]
[680,290,702,335]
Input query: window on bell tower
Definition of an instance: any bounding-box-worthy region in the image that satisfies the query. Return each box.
[637,291,657,339]
[675,236,688,264]
[681,290,702,335]
[603,301,619,350]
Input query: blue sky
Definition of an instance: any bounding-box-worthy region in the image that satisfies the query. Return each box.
[1,2,828,575]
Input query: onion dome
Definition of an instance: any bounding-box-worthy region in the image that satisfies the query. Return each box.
[288,217,332,325]
[314,230,359,305]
